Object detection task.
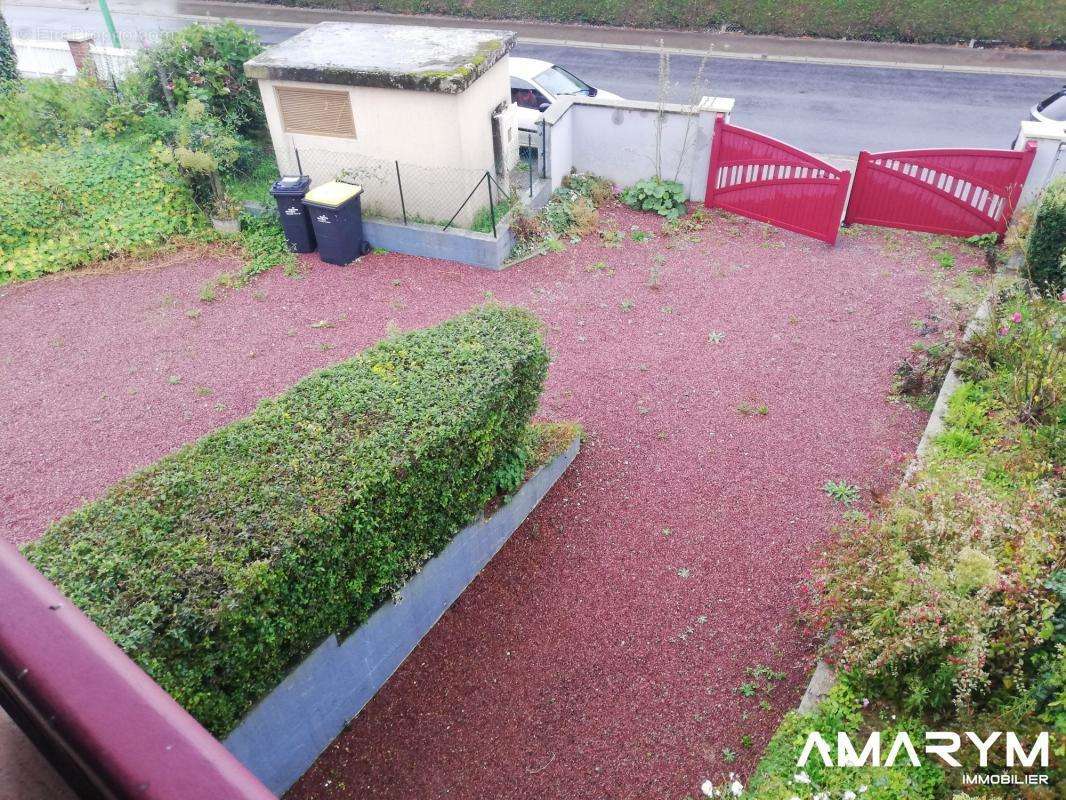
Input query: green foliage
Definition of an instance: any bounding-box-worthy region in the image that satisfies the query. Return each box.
[0,77,128,154]
[620,177,687,219]
[223,1,1063,48]
[0,12,20,84]
[0,141,203,283]
[963,291,1065,424]
[509,171,612,260]
[822,480,860,506]
[814,292,1065,718]
[1023,178,1066,295]
[130,22,264,134]
[746,681,945,800]
[237,212,297,279]
[23,305,551,736]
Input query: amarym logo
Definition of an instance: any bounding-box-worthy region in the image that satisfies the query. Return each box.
[797,731,1051,786]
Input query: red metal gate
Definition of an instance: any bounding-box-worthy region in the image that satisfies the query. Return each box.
[844,144,1036,238]
[704,114,850,245]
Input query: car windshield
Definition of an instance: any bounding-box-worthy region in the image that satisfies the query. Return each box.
[1037,90,1066,121]
[535,66,592,97]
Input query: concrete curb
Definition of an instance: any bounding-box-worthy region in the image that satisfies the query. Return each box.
[223,436,581,795]
[794,256,1019,716]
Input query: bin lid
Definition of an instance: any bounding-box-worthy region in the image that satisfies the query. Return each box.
[270,175,311,196]
[304,181,363,209]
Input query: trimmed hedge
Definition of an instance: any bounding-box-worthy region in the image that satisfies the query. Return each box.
[226,1,1065,48]
[1024,178,1066,295]
[24,305,550,736]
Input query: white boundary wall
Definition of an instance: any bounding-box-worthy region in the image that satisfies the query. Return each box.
[543,95,735,201]
[1014,120,1066,206]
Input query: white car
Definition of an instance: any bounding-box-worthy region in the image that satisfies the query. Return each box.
[510,57,622,142]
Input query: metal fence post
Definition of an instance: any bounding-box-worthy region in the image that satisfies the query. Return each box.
[527,132,534,198]
[395,160,408,226]
[486,171,497,238]
[539,118,547,179]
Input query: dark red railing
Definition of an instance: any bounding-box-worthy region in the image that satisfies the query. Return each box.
[0,542,276,800]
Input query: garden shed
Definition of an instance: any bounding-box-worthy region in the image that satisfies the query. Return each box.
[245,22,519,228]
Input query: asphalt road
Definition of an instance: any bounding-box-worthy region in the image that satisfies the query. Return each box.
[5,3,1060,154]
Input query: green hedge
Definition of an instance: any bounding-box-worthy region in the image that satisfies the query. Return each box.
[0,141,202,283]
[227,1,1064,47]
[24,305,550,736]
[1025,178,1066,295]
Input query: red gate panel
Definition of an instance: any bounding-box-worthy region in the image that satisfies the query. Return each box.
[704,114,850,245]
[844,144,1036,238]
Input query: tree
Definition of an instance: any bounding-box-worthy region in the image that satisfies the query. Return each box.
[0,12,19,84]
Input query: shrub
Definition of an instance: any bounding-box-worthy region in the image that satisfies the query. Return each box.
[0,141,202,282]
[620,177,687,219]
[745,681,944,800]
[129,22,264,135]
[0,12,18,84]
[963,292,1065,424]
[0,77,124,154]
[814,293,1064,717]
[1024,178,1066,295]
[23,305,551,736]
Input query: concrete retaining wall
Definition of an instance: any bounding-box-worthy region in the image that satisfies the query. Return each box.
[362,217,514,268]
[224,436,581,795]
[543,95,734,201]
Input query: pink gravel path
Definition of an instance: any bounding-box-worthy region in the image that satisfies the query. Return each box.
[0,208,983,799]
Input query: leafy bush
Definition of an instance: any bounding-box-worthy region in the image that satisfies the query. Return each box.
[620,177,687,219]
[745,681,944,800]
[0,12,19,84]
[1023,178,1066,295]
[814,293,1064,718]
[222,1,1064,48]
[237,211,297,278]
[0,141,203,282]
[129,22,264,135]
[963,292,1065,424]
[24,305,552,736]
[0,77,127,154]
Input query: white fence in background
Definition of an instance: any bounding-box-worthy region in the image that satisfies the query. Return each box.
[13,38,138,83]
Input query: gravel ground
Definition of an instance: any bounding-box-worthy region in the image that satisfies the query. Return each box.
[0,207,985,799]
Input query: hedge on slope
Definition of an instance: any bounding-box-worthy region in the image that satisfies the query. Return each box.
[24,305,550,736]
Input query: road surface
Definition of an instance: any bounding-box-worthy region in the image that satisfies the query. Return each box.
[3,3,1062,154]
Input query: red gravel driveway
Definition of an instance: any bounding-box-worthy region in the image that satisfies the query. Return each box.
[0,208,982,799]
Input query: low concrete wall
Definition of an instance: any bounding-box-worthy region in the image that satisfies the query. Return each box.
[1015,120,1066,207]
[543,95,735,201]
[362,217,514,268]
[224,436,581,795]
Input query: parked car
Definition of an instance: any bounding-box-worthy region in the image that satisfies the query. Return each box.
[510,57,622,146]
[1031,85,1066,125]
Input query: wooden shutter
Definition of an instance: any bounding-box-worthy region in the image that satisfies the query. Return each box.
[275,86,356,138]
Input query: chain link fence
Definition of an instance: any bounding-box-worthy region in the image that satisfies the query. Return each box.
[284,120,548,235]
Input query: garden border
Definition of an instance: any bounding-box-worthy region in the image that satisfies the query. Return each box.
[796,254,1018,714]
[223,434,581,795]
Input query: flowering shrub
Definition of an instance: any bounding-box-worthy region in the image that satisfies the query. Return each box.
[813,290,1064,718]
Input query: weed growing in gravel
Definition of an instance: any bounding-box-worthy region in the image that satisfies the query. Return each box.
[707,330,726,344]
[934,251,956,270]
[185,308,201,319]
[194,386,213,398]
[646,267,662,289]
[721,748,737,764]
[600,226,625,248]
[631,228,653,243]
[738,682,757,697]
[199,283,217,303]
[822,480,860,506]
[167,375,182,385]
[620,299,634,313]
[737,399,769,416]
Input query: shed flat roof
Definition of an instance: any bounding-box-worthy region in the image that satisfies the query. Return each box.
[244,22,516,94]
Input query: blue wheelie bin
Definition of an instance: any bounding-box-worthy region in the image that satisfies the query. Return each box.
[269,175,316,253]
[302,181,369,265]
